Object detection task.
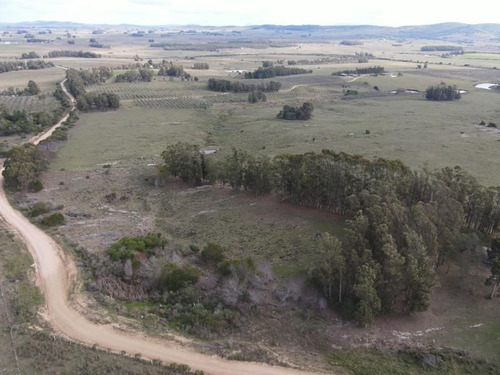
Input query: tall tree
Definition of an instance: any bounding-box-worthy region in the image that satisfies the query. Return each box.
[311,233,346,303]
[486,260,500,299]
[353,264,381,325]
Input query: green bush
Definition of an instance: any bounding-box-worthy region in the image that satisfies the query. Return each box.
[158,263,201,292]
[29,201,52,217]
[200,242,225,264]
[218,258,255,278]
[28,179,44,192]
[41,212,65,227]
[15,281,42,321]
[108,233,166,261]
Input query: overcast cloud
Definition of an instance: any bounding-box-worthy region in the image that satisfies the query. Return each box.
[1,0,499,26]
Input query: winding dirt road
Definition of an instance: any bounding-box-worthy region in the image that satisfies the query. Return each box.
[0,78,325,375]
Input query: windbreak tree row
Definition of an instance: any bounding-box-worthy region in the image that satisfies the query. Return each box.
[158,143,500,324]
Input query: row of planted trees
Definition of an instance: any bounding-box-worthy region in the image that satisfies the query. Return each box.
[158,143,500,324]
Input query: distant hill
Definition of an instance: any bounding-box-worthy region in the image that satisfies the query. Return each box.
[250,23,500,41]
[1,21,500,41]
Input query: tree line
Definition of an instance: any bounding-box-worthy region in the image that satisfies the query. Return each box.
[207,78,282,93]
[158,143,500,324]
[0,60,54,74]
[115,69,154,83]
[277,102,314,120]
[0,107,63,136]
[20,51,40,59]
[158,62,191,79]
[65,68,119,111]
[333,66,385,76]
[421,46,464,52]
[425,85,461,101]
[47,50,101,58]
[244,65,312,79]
[2,143,48,191]
[193,62,209,70]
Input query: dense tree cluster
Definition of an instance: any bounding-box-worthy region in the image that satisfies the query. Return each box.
[333,66,385,76]
[65,67,113,97]
[207,78,282,93]
[0,107,62,136]
[47,50,101,58]
[248,90,267,103]
[2,143,48,191]
[0,60,54,74]
[340,40,363,45]
[76,92,120,111]
[65,68,119,111]
[192,62,209,70]
[425,85,461,101]
[421,45,464,52]
[89,42,110,49]
[20,51,40,59]
[243,65,312,79]
[287,53,374,66]
[158,144,500,324]
[157,62,191,79]
[115,69,154,82]
[277,102,314,120]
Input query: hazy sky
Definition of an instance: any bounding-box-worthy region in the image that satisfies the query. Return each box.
[1,0,499,26]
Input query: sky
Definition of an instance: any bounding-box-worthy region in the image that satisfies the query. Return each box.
[1,0,499,27]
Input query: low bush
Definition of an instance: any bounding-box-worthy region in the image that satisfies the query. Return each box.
[41,212,65,227]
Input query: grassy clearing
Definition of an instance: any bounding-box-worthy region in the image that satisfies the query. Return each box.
[51,107,207,170]
[329,348,499,375]
[156,186,344,265]
[461,53,500,61]
[425,261,500,363]
[204,93,499,186]
[0,67,65,93]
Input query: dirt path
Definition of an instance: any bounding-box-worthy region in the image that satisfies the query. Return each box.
[282,84,308,92]
[347,74,367,82]
[29,77,76,145]
[0,78,327,375]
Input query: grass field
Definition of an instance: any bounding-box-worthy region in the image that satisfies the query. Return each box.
[0,67,65,93]
[54,75,500,186]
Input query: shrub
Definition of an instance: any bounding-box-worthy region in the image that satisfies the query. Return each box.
[28,180,44,192]
[218,258,255,278]
[108,233,166,261]
[29,201,52,217]
[158,263,201,292]
[42,212,65,227]
[200,242,225,263]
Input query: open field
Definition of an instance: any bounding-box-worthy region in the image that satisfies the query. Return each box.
[54,73,500,185]
[0,66,65,92]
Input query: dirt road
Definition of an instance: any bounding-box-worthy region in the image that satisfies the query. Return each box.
[0,78,326,375]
